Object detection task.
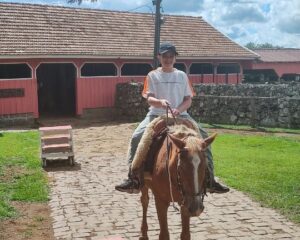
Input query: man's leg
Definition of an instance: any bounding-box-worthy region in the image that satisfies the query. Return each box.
[115,115,156,193]
[186,116,230,194]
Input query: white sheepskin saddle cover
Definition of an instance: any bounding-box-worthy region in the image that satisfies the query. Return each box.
[130,115,200,172]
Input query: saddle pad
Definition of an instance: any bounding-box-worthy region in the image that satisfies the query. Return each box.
[131,115,199,171]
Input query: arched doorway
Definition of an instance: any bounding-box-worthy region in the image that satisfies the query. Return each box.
[37,63,76,117]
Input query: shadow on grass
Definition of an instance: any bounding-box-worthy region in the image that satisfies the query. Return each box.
[207,123,300,135]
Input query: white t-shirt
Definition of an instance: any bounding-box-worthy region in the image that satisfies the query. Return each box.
[142,67,194,116]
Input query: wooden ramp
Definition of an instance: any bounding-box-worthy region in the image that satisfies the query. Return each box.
[39,125,74,167]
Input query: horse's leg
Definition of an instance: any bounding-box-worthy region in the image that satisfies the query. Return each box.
[180,207,191,240]
[139,186,149,240]
[154,197,170,240]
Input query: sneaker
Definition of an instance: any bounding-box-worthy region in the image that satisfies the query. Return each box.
[207,181,230,194]
[115,178,140,194]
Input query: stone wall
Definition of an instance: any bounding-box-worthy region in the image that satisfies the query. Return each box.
[190,96,300,128]
[115,83,148,122]
[0,112,35,127]
[115,83,300,128]
[194,83,300,98]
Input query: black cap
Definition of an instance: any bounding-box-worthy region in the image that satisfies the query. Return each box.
[159,42,178,55]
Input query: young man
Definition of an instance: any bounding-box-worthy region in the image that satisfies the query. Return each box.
[115,42,229,194]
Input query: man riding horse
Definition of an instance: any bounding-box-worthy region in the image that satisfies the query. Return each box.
[115,42,229,194]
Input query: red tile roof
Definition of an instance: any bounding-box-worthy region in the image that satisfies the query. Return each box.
[253,49,300,62]
[0,3,258,60]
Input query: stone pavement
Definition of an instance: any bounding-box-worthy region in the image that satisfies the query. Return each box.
[47,125,300,240]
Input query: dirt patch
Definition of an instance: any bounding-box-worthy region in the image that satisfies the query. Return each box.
[0,165,27,182]
[0,202,54,240]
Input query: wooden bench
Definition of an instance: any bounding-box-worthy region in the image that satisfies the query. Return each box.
[39,125,74,167]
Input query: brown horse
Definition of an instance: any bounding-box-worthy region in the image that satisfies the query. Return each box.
[139,124,217,240]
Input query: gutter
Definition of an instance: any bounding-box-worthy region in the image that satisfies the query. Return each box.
[0,54,259,61]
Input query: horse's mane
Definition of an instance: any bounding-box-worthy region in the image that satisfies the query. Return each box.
[169,124,203,153]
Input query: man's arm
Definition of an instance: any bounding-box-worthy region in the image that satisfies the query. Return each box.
[145,94,192,116]
[145,93,170,109]
[172,96,192,116]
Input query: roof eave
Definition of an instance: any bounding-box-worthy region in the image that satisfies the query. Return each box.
[0,54,258,61]
[0,55,152,60]
[177,56,258,60]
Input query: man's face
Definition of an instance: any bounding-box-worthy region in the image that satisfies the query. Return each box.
[158,51,176,68]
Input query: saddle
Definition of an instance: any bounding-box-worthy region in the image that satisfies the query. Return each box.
[145,117,198,173]
[132,116,199,185]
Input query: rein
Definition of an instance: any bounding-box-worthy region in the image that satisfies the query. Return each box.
[165,105,181,212]
[164,105,206,212]
[166,104,178,125]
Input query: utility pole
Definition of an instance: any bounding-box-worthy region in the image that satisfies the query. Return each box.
[153,0,162,69]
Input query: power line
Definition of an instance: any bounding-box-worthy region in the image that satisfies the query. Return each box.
[127,3,154,15]
[126,2,155,22]
[126,0,163,68]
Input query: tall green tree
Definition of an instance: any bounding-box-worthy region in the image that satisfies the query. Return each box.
[245,42,283,49]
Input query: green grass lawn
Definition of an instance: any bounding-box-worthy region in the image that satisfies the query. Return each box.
[212,133,300,223]
[0,131,48,219]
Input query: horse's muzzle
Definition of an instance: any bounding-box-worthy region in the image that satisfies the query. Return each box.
[187,196,204,217]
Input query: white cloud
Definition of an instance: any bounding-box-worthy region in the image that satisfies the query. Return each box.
[221,5,267,23]
[270,0,300,35]
[198,0,300,48]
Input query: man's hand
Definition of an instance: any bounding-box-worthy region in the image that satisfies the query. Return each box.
[170,108,180,116]
[160,99,170,109]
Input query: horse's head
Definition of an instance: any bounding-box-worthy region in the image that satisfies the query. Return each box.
[169,126,217,217]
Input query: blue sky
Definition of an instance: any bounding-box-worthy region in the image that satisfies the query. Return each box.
[1,0,299,48]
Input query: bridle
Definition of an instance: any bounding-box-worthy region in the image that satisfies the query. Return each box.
[165,105,206,212]
[177,148,207,202]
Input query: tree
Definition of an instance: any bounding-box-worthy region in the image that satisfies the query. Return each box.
[245,42,256,49]
[245,42,283,49]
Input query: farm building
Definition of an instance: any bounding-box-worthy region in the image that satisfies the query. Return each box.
[0,2,258,122]
[244,48,300,83]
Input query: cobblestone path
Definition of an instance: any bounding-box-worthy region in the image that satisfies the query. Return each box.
[47,123,300,240]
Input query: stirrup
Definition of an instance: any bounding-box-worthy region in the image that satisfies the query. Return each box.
[115,178,141,194]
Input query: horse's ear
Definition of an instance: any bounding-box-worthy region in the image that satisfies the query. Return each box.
[202,133,217,149]
[168,134,186,149]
